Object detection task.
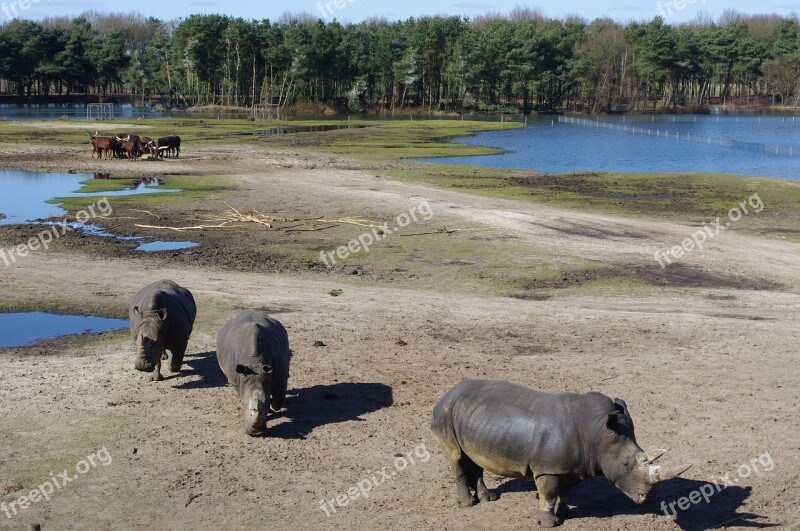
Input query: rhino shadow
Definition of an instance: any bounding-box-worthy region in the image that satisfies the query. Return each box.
[494,477,772,530]
[170,351,228,389]
[267,382,393,440]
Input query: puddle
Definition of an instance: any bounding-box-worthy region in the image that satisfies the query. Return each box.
[0,312,129,348]
[0,171,197,252]
[0,171,179,225]
[135,241,199,252]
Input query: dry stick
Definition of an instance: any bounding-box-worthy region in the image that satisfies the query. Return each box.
[134,222,234,231]
[398,227,489,237]
[284,224,340,233]
[130,209,161,219]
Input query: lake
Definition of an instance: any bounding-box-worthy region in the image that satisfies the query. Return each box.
[421,114,800,180]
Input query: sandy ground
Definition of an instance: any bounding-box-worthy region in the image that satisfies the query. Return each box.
[0,146,798,530]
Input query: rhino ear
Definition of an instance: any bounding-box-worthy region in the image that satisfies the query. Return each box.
[613,398,630,416]
[262,364,273,374]
[606,412,619,429]
[133,306,141,318]
[157,308,168,321]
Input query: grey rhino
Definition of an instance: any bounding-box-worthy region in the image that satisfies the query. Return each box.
[216,310,291,437]
[431,379,691,527]
[129,280,196,382]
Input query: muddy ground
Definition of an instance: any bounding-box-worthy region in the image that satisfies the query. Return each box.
[0,143,798,530]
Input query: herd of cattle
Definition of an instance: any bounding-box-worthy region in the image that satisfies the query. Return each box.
[131,279,693,528]
[87,131,181,160]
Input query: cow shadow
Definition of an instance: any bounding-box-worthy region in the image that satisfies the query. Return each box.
[268,382,393,440]
[170,351,228,389]
[493,477,772,530]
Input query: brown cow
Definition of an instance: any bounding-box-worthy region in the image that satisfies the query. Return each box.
[140,137,156,155]
[116,135,142,161]
[87,131,112,159]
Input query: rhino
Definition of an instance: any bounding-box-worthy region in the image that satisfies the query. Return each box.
[129,280,197,382]
[216,310,291,437]
[431,379,691,527]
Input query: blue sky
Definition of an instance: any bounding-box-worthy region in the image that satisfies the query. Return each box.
[7,0,800,24]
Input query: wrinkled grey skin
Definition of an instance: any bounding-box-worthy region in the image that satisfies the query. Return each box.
[216,310,291,437]
[431,380,691,527]
[129,280,197,382]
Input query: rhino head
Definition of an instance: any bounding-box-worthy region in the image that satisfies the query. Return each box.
[132,307,168,379]
[598,399,691,504]
[234,363,273,437]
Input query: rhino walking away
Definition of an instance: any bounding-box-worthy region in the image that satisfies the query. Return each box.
[216,310,291,437]
[431,379,691,527]
[129,280,197,382]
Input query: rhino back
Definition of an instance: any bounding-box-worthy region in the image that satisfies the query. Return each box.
[433,380,605,478]
[129,280,196,343]
[216,310,291,387]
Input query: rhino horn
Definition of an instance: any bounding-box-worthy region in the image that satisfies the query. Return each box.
[637,449,667,466]
[648,463,692,484]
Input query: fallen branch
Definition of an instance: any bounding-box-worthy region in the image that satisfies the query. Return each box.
[134,222,234,232]
[284,224,340,233]
[130,209,161,220]
[398,227,490,237]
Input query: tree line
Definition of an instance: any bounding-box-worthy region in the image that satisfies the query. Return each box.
[1,8,800,114]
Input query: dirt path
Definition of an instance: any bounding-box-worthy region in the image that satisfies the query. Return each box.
[0,149,798,530]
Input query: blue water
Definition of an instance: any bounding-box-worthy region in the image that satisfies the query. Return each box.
[421,115,800,179]
[0,104,505,122]
[0,312,128,347]
[0,171,179,225]
[135,241,199,252]
[0,171,196,251]
[0,104,175,121]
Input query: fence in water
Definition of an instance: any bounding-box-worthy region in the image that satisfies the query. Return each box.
[558,116,799,158]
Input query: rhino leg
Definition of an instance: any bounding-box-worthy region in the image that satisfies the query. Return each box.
[169,342,187,373]
[533,475,563,528]
[462,460,497,503]
[150,360,163,382]
[476,475,498,502]
[270,379,288,412]
[449,456,477,507]
[433,437,476,507]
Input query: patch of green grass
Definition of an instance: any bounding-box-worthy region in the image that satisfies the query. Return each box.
[0,118,521,160]
[319,227,595,297]
[251,119,522,159]
[386,166,800,241]
[52,175,237,212]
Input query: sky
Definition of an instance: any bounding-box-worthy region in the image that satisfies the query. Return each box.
[4,0,800,25]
